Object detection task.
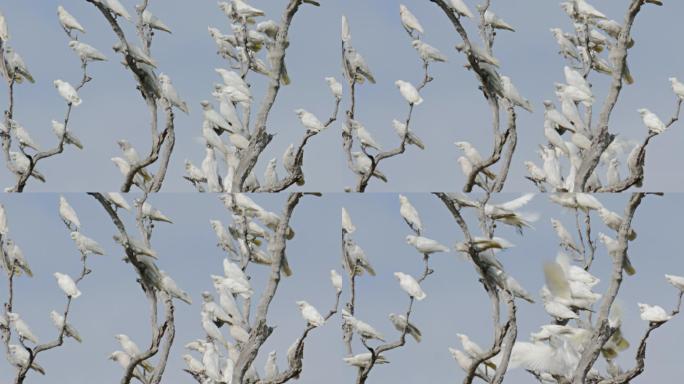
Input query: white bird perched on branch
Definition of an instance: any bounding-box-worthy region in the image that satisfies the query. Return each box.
[59,196,80,230]
[161,270,192,304]
[598,232,636,275]
[159,73,188,114]
[330,269,343,292]
[343,311,385,341]
[202,122,230,155]
[183,354,204,375]
[638,108,667,134]
[574,0,606,19]
[54,79,81,106]
[201,311,227,347]
[10,151,45,183]
[597,208,637,240]
[215,68,251,99]
[351,152,387,183]
[112,234,157,259]
[576,193,604,211]
[449,0,474,18]
[394,272,426,300]
[550,28,579,60]
[395,80,423,105]
[456,333,496,369]
[638,303,671,323]
[484,9,515,31]
[297,300,325,327]
[114,42,158,68]
[104,0,131,20]
[399,5,423,35]
[556,253,599,287]
[51,120,83,150]
[665,274,684,291]
[105,192,130,210]
[556,83,593,106]
[232,0,265,19]
[488,267,535,303]
[351,119,382,150]
[212,274,252,299]
[342,17,376,85]
[69,41,107,62]
[57,6,85,34]
[564,66,592,96]
[392,119,425,150]
[11,120,41,151]
[449,348,489,379]
[670,77,684,99]
[5,46,35,83]
[389,313,421,342]
[524,161,546,183]
[399,194,422,234]
[142,201,173,223]
[115,334,154,371]
[202,148,221,192]
[455,43,499,67]
[454,141,495,179]
[543,100,574,134]
[263,158,279,188]
[264,351,279,381]
[325,76,342,99]
[5,239,33,277]
[8,312,39,344]
[201,342,222,381]
[50,310,82,343]
[71,231,105,255]
[202,291,233,325]
[544,120,570,156]
[342,207,356,234]
[406,235,448,255]
[344,238,376,276]
[223,258,250,286]
[501,75,533,112]
[412,40,447,63]
[54,272,81,298]
[295,109,325,132]
[8,345,45,375]
[109,351,144,379]
[202,100,233,133]
[142,9,172,33]
[344,353,389,367]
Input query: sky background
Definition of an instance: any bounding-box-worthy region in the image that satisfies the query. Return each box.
[1,192,683,383]
[0,0,683,191]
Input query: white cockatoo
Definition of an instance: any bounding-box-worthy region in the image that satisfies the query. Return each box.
[394,272,426,300]
[54,272,81,298]
[297,300,325,327]
[406,235,448,254]
[58,6,85,33]
[59,196,80,230]
[54,79,81,106]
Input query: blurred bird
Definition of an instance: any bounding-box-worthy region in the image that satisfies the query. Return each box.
[58,6,85,34]
[297,300,325,327]
[54,272,81,298]
[389,313,421,342]
[399,5,423,35]
[394,272,426,300]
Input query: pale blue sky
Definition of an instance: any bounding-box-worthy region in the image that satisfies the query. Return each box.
[1,193,683,383]
[0,1,683,191]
